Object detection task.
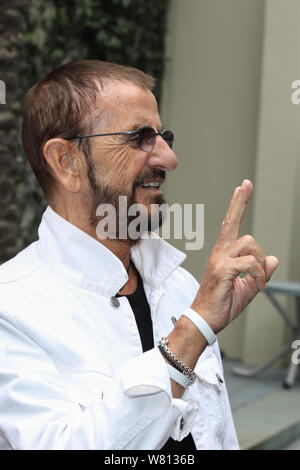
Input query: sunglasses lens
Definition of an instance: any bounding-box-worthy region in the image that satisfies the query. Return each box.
[139,127,156,152]
[162,130,174,149]
[137,127,174,152]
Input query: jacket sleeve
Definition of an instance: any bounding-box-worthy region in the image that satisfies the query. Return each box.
[0,313,198,450]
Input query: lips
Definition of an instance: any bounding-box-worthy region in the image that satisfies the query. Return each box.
[133,170,166,192]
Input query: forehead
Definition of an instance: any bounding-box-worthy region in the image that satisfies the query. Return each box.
[99,81,161,130]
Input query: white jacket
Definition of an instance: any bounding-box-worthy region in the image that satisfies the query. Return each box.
[0,206,239,450]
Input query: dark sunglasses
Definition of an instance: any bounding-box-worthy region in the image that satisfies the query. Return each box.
[66,126,174,153]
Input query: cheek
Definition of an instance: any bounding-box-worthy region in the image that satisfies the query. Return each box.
[96,144,147,184]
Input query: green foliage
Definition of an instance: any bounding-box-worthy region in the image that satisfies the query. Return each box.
[23,0,169,101]
[18,0,170,248]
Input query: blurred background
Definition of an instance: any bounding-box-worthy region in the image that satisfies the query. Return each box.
[1,0,300,450]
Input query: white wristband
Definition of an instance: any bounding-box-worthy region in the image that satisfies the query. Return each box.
[166,363,190,388]
[182,308,217,346]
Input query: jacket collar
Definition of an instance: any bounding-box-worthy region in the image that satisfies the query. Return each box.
[37,206,186,298]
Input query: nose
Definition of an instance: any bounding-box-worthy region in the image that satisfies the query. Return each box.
[147,135,178,171]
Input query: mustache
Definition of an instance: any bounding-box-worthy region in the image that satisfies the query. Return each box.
[132,169,166,190]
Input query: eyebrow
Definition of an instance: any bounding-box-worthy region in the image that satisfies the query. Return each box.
[126,123,164,133]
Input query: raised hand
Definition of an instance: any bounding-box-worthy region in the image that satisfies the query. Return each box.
[191,179,278,334]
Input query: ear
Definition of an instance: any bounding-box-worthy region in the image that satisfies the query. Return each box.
[43,138,83,193]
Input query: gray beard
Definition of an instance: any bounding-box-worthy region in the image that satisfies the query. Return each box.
[85,153,166,242]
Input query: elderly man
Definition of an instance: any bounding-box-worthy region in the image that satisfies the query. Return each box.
[0,60,278,450]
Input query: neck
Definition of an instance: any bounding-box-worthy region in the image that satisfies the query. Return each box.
[98,238,132,270]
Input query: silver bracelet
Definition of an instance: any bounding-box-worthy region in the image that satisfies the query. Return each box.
[158,337,196,386]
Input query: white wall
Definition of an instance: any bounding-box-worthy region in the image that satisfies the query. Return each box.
[161,0,300,363]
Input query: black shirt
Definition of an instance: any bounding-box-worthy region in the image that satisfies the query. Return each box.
[117,265,196,450]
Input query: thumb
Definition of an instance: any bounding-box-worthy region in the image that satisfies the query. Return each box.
[265,255,279,282]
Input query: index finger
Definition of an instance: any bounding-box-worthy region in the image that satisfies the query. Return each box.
[218,179,253,246]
